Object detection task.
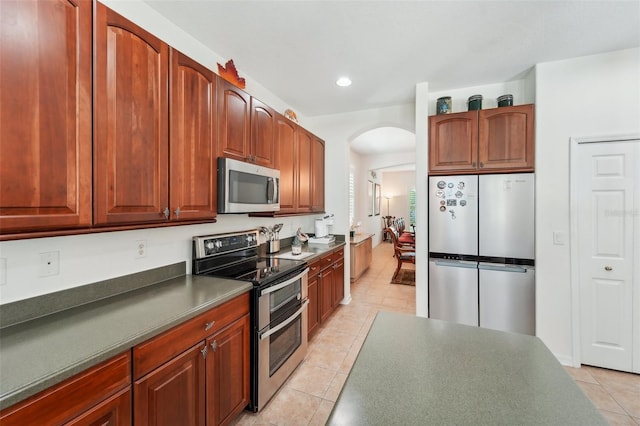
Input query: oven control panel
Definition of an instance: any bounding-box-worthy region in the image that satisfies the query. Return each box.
[193,230,259,258]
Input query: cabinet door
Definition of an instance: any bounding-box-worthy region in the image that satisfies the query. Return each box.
[295,128,313,212]
[169,49,217,221]
[428,111,478,174]
[311,137,325,212]
[319,268,334,323]
[217,79,251,163]
[275,113,297,213]
[94,3,169,225]
[206,315,250,426]
[64,388,131,426]
[0,353,131,426]
[0,0,92,234]
[134,343,206,426]
[332,258,345,307]
[478,104,534,172]
[251,98,275,168]
[307,274,320,338]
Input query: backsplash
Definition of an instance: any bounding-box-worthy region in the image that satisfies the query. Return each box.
[0,215,320,304]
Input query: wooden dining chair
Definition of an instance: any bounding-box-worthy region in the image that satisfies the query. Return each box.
[385,227,416,280]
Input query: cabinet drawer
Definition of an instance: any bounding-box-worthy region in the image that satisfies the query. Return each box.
[320,251,336,270]
[0,352,131,426]
[133,292,249,379]
[308,259,321,278]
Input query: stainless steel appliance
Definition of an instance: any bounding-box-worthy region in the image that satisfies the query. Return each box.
[217,157,280,213]
[193,230,309,412]
[428,173,535,335]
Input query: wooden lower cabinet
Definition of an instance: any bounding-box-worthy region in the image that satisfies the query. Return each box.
[134,343,206,426]
[319,265,335,324]
[350,235,373,282]
[0,352,131,426]
[309,247,345,339]
[65,388,132,426]
[206,315,250,426]
[133,293,250,426]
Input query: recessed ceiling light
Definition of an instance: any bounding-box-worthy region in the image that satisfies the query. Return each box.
[336,77,352,87]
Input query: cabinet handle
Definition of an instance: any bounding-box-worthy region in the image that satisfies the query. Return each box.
[162,207,170,219]
[326,258,331,262]
[211,340,218,352]
[174,207,181,218]
[205,321,215,331]
[479,162,484,168]
[604,266,613,271]
[472,162,476,167]
[200,346,208,358]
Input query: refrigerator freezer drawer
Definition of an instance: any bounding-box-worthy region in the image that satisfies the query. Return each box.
[429,260,478,326]
[479,266,535,335]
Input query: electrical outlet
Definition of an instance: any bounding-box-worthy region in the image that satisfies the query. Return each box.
[0,258,6,286]
[39,251,60,277]
[136,240,147,258]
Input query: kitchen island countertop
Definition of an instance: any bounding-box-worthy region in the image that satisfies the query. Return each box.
[328,311,606,425]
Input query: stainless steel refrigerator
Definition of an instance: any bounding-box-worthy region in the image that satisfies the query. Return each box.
[428,173,535,335]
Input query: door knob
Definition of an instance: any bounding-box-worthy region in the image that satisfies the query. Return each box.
[604,266,613,271]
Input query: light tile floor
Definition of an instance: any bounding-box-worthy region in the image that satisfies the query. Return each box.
[234,242,639,426]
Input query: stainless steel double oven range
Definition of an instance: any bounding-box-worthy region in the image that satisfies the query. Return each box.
[192,230,309,412]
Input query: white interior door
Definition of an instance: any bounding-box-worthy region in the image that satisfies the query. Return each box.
[576,138,639,373]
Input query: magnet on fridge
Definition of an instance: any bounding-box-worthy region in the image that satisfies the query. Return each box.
[439,206,446,212]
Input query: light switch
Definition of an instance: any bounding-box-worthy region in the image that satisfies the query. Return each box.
[553,231,565,245]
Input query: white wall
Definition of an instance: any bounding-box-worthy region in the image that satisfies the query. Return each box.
[534,47,640,363]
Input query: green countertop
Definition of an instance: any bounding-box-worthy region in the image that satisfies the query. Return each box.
[328,311,606,426]
[0,273,252,410]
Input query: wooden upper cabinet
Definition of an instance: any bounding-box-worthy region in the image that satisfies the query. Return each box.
[429,111,478,174]
[429,104,535,175]
[311,137,325,213]
[0,0,92,234]
[296,128,313,212]
[217,79,251,163]
[478,104,534,172]
[250,98,276,168]
[275,113,297,214]
[93,3,169,225]
[169,49,217,221]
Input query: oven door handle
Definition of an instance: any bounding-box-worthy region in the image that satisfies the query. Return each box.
[259,300,308,341]
[259,268,309,296]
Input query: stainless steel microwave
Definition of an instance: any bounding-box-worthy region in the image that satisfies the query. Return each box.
[217,157,280,213]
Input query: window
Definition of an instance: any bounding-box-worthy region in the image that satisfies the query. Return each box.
[408,187,416,226]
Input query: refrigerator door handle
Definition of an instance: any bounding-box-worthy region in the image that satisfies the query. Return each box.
[478,263,527,273]
[434,260,478,269]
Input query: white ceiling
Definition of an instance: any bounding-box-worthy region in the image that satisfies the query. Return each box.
[143,0,639,155]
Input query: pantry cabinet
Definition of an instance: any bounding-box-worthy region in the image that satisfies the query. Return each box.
[0,0,93,234]
[0,352,131,426]
[133,293,250,426]
[93,3,170,225]
[429,104,534,175]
